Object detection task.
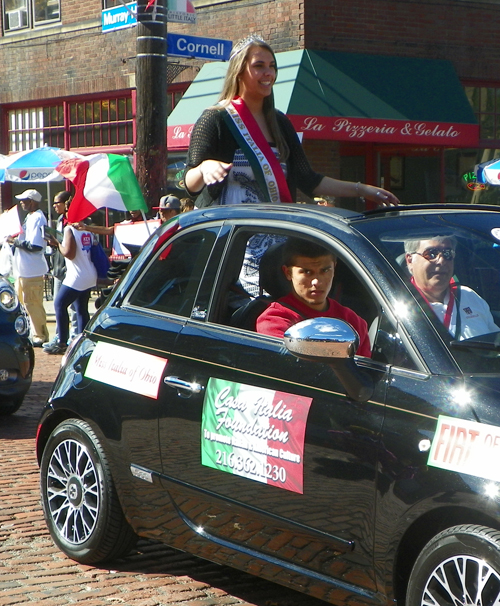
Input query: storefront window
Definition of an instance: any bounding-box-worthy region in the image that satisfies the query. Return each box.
[6,94,134,152]
[2,0,60,32]
[8,104,64,152]
[465,84,500,141]
[68,96,134,149]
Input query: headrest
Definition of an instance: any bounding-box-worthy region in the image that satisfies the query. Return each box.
[259,242,290,299]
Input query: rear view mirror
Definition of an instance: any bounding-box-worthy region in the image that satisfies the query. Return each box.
[284,318,374,402]
[284,317,359,361]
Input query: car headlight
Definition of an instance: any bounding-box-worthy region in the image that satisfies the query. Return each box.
[0,281,18,312]
[14,313,29,336]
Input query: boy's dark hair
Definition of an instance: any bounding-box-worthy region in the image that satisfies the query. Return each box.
[282,238,336,267]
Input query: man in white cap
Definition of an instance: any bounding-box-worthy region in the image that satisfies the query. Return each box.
[7,189,49,346]
[153,195,181,224]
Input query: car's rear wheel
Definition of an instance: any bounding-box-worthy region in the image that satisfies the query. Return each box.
[407,524,500,606]
[40,419,136,563]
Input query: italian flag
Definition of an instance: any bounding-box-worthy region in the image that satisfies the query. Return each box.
[56,153,148,223]
[168,0,195,12]
[201,378,312,494]
[147,0,195,12]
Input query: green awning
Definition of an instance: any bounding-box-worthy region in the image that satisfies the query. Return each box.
[168,49,478,148]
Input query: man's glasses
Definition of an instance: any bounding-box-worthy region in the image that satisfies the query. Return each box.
[411,247,455,261]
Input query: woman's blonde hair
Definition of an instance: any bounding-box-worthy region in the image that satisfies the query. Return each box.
[216,36,289,161]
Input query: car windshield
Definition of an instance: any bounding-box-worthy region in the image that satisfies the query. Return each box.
[356,210,500,373]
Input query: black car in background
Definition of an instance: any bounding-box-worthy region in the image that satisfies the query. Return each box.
[0,275,34,415]
[37,204,500,606]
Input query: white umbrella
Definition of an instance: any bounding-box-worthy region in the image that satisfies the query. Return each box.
[475,158,500,185]
[0,147,82,218]
[0,147,81,183]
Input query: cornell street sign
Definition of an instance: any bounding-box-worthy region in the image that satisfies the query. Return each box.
[167,33,232,61]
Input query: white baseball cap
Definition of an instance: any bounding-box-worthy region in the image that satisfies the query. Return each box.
[15,189,42,203]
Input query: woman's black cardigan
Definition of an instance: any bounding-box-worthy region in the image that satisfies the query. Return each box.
[183,107,324,207]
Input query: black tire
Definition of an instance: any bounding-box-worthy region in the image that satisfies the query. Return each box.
[40,419,137,564]
[0,396,24,416]
[407,524,500,606]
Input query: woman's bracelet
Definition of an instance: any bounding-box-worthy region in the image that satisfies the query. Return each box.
[355,181,365,202]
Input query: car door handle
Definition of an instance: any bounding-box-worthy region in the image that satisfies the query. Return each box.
[164,376,204,396]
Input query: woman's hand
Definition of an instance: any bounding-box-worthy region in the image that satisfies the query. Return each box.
[361,184,400,207]
[72,222,87,231]
[199,160,233,185]
[186,160,233,191]
[314,177,399,207]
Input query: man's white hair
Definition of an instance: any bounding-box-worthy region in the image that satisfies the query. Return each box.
[404,235,457,254]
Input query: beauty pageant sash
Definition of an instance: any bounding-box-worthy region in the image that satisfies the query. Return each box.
[223,97,293,203]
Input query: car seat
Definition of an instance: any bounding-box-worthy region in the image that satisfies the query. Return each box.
[230,242,290,331]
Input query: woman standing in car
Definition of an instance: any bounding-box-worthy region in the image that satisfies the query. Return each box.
[184,35,399,208]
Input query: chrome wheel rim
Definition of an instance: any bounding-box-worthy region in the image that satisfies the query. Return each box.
[422,555,500,606]
[46,438,100,545]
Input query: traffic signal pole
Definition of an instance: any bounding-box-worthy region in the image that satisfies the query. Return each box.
[135,0,168,210]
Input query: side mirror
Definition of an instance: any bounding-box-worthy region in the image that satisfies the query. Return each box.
[284,318,374,402]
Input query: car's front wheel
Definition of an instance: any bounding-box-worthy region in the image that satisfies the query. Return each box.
[0,396,24,416]
[407,524,500,606]
[40,419,136,563]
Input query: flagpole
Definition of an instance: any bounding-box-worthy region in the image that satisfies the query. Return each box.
[47,181,51,225]
[140,210,151,234]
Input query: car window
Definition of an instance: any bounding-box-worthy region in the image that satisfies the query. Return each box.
[372,311,419,370]
[208,228,417,366]
[127,228,217,317]
[357,212,500,373]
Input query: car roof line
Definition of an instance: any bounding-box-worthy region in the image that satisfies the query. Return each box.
[360,203,500,218]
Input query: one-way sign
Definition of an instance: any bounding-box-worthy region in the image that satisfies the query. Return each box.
[167,33,232,61]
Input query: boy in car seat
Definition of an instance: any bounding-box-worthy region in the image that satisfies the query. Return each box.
[256,238,371,357]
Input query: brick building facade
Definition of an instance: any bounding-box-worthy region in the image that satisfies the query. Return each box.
[0,0,499,211]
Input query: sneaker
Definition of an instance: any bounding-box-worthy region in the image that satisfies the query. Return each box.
[32,338,48,347]
[42,337,59,350]
[43,341,67,355]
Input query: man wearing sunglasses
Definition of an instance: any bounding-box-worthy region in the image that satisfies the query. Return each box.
[404,236,499,340]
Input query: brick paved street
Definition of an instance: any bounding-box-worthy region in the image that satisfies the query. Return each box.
[0,307,327,606]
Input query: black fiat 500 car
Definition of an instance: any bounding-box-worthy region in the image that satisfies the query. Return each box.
[37,204,500,606]
[0,275,33,415]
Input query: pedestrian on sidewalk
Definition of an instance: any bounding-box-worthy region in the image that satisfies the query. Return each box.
[48,191,78,343]
[44,223,97,355]
[153,195,181,224]
[7,189,49,346]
